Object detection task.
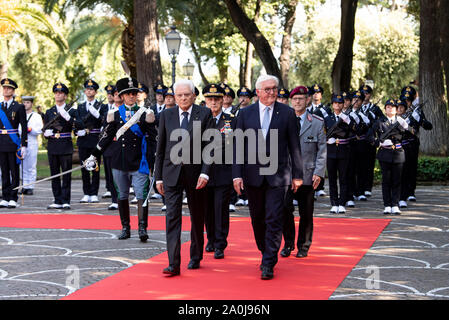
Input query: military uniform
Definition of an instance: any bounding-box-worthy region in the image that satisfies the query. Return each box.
[88,77,156,241]
[74,80,107,202]
[43,83,76,209]
[150,84,168,116]
[0,78,28,208]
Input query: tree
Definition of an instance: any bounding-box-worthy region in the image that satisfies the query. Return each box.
[418,0,449,156]
[279,0,298,89]
[331,0,358,93]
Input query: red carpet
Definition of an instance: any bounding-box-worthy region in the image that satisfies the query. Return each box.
[0,213,390,299]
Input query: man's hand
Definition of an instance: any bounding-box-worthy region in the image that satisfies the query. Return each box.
[156,182,164,196]
[233,178,244,196]
[312,175,321,190]
[77,129,86,137]
[291,178,303,193]
[196,177,208,189]
[20,147,27,159]
[44,129,54,137]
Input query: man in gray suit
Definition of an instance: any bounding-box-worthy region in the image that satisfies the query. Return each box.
[281,85,327,258]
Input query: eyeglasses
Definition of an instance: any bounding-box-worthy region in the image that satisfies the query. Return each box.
[291,97,306,101]
[260,87,278,94]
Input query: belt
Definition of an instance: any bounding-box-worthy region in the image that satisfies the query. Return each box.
[327,138,350,145]
[356,135,366,140]
[0,129,19,134]
[50,132,72,139]
[381,143,402,150]
[87,129,101,134]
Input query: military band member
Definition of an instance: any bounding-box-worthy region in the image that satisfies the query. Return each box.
[281,85,326,258]
[367,99,413,215]
[20,96,43,195]
[203,84,235,259]
[322,94,358,214]
[85,77,156,241]
[276,88,290,105]
[75,79,107,203]
[0,78,28,208]
[44,83,75,209]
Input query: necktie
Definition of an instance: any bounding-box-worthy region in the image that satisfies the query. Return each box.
[181,111,189,130]
[216,117,220,126]
[262,106,271,139]
[297,116,302,133]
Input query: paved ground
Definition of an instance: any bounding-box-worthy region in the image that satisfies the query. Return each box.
[0,179,448,300]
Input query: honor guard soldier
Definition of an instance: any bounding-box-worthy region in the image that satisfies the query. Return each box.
[367,99,414,215]
[235,86,253,116]
[203,84,235,259]
[252,88,259,103]
[104,84,115,111]
[102,84,117,200]
[85,77,156,242]
[151,84,168,116]
[321,94,358,214]
[397,89,432,206]
[75,79,107,203]
[307,84,328,197]
[44,83,76,209]
[342,91,357,207]
[0,78,28,208]
[282,85,326,258]
[20,96,43,195]
[219,83,236,115]
[277,88,290,105]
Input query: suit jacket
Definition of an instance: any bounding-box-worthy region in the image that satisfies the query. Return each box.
[154,104,214,187]
[232,101,303,187]
[298,111,326,186]
[207,112,235,187]
[0,100,28,152]
[44,106,76,155]
[74,101,108,149]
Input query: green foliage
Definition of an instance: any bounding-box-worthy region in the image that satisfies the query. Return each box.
[416,156,449,182]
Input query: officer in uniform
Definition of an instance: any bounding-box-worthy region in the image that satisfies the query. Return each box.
[219,83,236,115]
[85,77,156,241]
[75,79,107,203]
[203,84,235,259]
[321,94,358,214]
[367,99,413,215]
[20,96,43,195]
[281,85,326,258]
[102,84,117,200]
[360,85,384,198]
[0,78,28,208]
[151,84,168,116]
[43,83,76,210]
[276,88,290,105]
[234,86,253,117]
[104,84,115,110]
[398,88,432,206]
[342,91,357,207]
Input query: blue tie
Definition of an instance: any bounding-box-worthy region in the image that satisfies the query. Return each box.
[262,106,271,139]
[181,111,189,130]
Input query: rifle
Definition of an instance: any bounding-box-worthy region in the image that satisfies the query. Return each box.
[81,98,106,127]
[379,121,401,141]
[231,101,243,116]
[326,102,354,139]
[43,97,79,131]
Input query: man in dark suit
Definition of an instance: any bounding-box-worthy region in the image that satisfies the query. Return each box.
[155,79,215,276]
[233,75,303,280]
[202,84,235,259]
[74,79,107,204]
[43,83,76,210]
[0,78,28,208]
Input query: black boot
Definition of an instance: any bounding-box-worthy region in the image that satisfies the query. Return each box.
[117,199,131,240]
[137,199,149,242]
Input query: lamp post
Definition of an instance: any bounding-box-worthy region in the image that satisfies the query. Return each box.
[165,26,182,85]
[183,59,195,80]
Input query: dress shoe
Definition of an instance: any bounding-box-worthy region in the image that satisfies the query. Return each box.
[338,205,346,214]
[89,195,99,203]
[62,203,71,210]
[150,193,162,199]
[187,260,200,269]
[214,249,224,259]
[280,247,293,257]
[205,242,215,252]
[407,195,416,202]
[161,205,166,211]
[383,206,392,215]
[330,206,338,214]
[391,206,401,215]
[316,190,326,197]
[296,251,308,258]
[117,228,131,240]
[108,203,118,210]
[102,191,112,198]
[7,200,17,208]
[261,266,274,280]
[47,203,62,209]
[229,204,236,212]
[80,195,89,203]
[131,196,138,204]
[182,197,188,204]
[364,191,372,197]
[235,198,245,206]
[346,201,355,208]
[0,200,9,208]
[399,200,407,208]
[163,266,180,276]
[358,195,367,201]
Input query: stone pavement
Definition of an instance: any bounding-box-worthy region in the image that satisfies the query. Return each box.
[0,179,448,300]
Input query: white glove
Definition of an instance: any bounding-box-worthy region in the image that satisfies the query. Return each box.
[339,113,350,124]
[145,108,155,123]
[20,147,27,159]
[380,139,393,147]
[350,112,360,124]
[58,108,71,121]
[397,116,409,130]
[77,129,87,137]
[84,155,97,171]
[327,137,336,145]
[88,103,100,119]
[44,129,54,137]
[360,113,370,125]
[412,110,420,122]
